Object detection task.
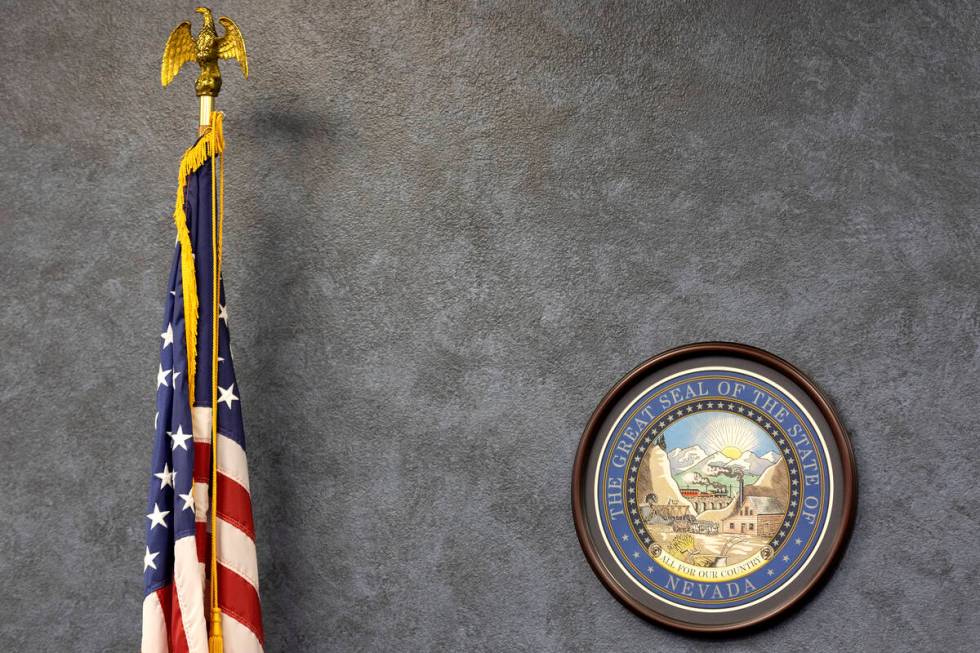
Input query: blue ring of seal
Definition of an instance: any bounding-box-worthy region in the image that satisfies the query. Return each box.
[595,369,832,610]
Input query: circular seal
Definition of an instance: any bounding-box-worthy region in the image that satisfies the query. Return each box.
[572,343,856,632]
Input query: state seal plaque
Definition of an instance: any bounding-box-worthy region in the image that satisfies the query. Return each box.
[572,343,856,632]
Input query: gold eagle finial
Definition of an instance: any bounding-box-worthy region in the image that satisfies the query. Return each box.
[162,7,248,97]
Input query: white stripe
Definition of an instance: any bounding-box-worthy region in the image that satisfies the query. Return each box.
[193,480,210,524]
[191,408,211,525]
[141,592,167,653]
[173,535,209,653]
[192,407,212,444]
[192,410,249,492]
[217,433,250,492]
[221,611,264,653]
[218,517,260,591]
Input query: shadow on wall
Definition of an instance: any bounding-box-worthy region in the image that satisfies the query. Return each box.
[228,97,346,634]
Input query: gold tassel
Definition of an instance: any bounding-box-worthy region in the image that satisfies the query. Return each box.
[171,111,224,403]
[208,606,223,653]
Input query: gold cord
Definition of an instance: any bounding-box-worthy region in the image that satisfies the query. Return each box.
[207,129,224,653]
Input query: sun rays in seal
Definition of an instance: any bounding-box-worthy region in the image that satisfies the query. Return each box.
[702,414,760,459]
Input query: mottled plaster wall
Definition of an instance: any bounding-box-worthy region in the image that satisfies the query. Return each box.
[1,1,978,650]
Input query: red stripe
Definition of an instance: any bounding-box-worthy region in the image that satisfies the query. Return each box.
[195,521,210,564]
[218,563,265,645]
[155,585,190,653]
[216,472,255,539]
[155,587,174,646]
[193,442,211,483]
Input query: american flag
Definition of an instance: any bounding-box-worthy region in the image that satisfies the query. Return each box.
[142,128,264,653]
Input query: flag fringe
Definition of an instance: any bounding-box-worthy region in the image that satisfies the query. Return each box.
[172,112,224,403]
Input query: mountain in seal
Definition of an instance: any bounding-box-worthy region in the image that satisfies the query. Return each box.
[638,446,696,516]
[744,456,790,500]
[674,449,776,484]
[667,445,708,473]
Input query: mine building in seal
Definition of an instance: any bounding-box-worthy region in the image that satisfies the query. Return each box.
[639,493,689,522]
[723,496,784,537]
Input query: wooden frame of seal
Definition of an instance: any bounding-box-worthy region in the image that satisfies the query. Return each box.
[571,341,857,633]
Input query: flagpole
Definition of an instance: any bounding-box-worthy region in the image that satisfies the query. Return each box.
[208,109,223,653]
[160,13,248,651]
[199,96,214,135]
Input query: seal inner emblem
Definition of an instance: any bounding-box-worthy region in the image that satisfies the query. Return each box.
[633,402,797,582]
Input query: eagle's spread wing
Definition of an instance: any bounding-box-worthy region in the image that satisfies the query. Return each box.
[217,16,248,79]
[161,22,196,87]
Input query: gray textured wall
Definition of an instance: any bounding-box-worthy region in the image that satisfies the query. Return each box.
[1,1,977,651]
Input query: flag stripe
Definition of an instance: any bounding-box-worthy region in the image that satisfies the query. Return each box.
[190,408,211,486]
[221,611,264,653]
[217,433,250,492]
[142,591,168,653]
[217,517,260,590]
[192,480,210,524]
[217,563,265,645]
[193,441,211,483]
[191,406,213,443]
[154,584,190,653]
[195,521,209,564]
[216,472,255,539]
[168,594,190,653]
[172,536,208,653]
